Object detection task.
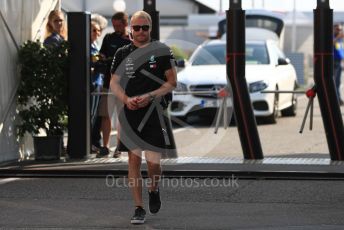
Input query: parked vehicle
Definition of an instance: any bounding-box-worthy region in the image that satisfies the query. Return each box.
[171,30,298,124]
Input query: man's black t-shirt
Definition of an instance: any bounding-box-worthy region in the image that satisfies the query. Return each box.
[111,41,175,99]
[110,41,176,152]
[100,32,130,88]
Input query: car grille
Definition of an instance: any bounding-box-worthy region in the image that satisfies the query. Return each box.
[252,101,269,111]
[189,84,226,98]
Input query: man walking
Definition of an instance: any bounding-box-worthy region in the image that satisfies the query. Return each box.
[110,11,177,224]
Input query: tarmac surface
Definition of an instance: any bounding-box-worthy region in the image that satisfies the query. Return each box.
[1,157,344,230]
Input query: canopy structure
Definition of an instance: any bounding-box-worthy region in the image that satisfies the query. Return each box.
[0,0,60,162]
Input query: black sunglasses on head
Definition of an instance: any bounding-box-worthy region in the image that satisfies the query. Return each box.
[132,25,150,32]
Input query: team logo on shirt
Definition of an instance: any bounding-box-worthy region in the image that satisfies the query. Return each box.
[125,57,135,78]
[149,55,157,69]
[126,57,133,64]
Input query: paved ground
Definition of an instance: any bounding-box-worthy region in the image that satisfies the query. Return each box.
[1,154,344,230]
[1,176,344,229]
[172,95,332,158]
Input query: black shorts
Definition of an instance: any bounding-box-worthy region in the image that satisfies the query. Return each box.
[117,105,167,152]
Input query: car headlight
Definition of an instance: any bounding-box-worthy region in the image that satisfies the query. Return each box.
[174,82,188,92]
[249,81,268,93]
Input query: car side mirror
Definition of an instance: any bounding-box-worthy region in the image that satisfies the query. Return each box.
[277,57,290,65]
[176,59,185,68]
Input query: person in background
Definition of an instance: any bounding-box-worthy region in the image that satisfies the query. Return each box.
[333,23,344,106]
[216,18,226,39]
[97,12,131,158]
[42,10,68,154]
[110,11,177,225]
[44,10,67,47]
[90,14,108,154]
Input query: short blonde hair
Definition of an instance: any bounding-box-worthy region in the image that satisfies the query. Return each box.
[130,11,152,27]
[91,14,108,31]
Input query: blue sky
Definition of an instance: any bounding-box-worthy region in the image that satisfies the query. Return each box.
[197,0,344,12]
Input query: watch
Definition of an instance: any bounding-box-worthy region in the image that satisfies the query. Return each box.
[148,92,155,101]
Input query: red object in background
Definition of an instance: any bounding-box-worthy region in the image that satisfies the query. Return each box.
[306,88,316,98]
[218,88,229,98]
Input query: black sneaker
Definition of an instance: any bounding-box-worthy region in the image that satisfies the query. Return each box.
[96,147,109,158]
[148,189,161,214]
[113,147,121,158]
[91,145,100,154]
[131,206,146,224]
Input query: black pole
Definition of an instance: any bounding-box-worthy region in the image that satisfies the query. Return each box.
[314,0,344,160]
[143,0,177,158]
[143,0,160,40]
[227,0,263,159]
[67,12,91,159]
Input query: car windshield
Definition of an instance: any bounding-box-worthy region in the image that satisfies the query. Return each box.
[191,43,269,66]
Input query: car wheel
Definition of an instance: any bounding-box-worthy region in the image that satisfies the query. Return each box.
[281,83,298,117]
[265,90,278,124]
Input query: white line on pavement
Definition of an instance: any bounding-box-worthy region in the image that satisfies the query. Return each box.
[0,178,20,185]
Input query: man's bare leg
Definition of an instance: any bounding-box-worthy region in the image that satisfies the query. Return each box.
[145,151,162,214]
[101,116,112,148]
[113,122,121,157]
[145,151,162,191]
[128,149,143,207]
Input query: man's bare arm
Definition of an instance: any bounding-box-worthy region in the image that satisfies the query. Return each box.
[110,73,139,110]
[136,67,177,108]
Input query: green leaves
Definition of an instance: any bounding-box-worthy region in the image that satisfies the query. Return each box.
[17,40,70,137]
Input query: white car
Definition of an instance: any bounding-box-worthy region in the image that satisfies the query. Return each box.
[171,35,298,123]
